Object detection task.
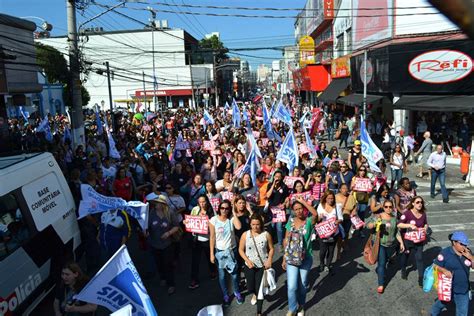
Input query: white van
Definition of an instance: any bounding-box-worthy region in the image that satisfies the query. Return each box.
[0,152,80,316]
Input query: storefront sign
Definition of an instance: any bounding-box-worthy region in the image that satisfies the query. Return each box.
[404,228,426,243]
[299,36,315,67]
[324,0,334,19]
[331,56,351,78]
[437,272,452,302]
[315,217,338,238]
[359,59,373,84]
[408,50,473,84]
[271,207,286,223]
[184,215,209,234]
[352,0,391,50]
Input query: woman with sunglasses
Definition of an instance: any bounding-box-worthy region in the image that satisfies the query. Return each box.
[209,200,243,306]
[390,144,407,190]
[398,196,428,286]
[351,166,372,237]
[187,195,217,290]
[305,171,326,209]
[366,200,405,294]
[369,184,392,214]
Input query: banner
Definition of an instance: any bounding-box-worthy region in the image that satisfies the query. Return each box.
[404,228,426,243]
[289,191,312,204]
[104,120,121,159]
[184,215,209,234]
[315,217,338,238]
[353,178,373,192]
[221,191,235,202]
[111,304,132,316]
[203,140,216,151]
[271,207,286,223]
[350,215,365,229]
[276,127,299,171]
[79,185,149,231]
[360,117,383,173]
[75,245,157,315]
[437,272,452,302]
[283,176,305,189]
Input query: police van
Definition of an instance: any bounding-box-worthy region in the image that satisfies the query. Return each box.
[0,152,80,315]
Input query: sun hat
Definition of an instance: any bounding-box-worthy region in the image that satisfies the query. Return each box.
[145,192,168,205]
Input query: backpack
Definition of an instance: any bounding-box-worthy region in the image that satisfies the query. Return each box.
[284,218,306,266]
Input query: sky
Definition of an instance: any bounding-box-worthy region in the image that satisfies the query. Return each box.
[0,0,306,68]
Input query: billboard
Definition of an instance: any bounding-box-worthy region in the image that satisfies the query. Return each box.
[331,56,351,78]
[352,0,393,50]
[299,36,315,67]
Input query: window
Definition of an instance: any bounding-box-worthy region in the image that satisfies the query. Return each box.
[0,193,31,260]
[346,28,352,53]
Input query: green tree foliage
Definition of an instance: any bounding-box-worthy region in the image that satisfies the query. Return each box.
[35,43,90,107]
[193,35,229,64]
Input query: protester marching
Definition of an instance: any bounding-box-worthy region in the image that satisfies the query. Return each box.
[2,95,473,316]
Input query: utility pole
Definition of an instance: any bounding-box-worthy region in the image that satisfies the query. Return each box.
[66,0,84,147]
[188,53,196,110]
[362,49,367,120]
[105,61,114,129]
[205,68,208,109]
[142,71,147,112]
[213,53,219,108]
[147,7,158,113]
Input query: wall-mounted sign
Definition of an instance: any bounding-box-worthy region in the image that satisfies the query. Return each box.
[359,59,373,85]
[299,36,315,67]
[408,50,473,84]
[331,56,351,78]
[324,0,334,19]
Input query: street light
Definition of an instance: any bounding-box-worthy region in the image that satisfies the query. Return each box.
[21,16,53,38]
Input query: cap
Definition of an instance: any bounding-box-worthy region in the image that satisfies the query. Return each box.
[354,140,361,145]
[450,231,470,246]
[145,193,168,205]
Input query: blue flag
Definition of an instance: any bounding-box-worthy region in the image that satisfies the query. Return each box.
[239,148,260,186]
[273,98,293,126]
[269,101,276,118]
[95,110,103,135]
[203,109,215,125]
[63,125,71,143]
[104,119,120,159]
[232,99,241,128]
[19,106,29,121]
[242,107,252,130]
[276,127,299,171]
[360,116,383,173]
[262,101,276,140]
[246,127,262,158]
[304,127,316,158]
[37,116,53,142]
[74,245,157,316]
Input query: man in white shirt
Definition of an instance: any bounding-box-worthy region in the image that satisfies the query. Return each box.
[101,157,117,181]
[427,144,449,203]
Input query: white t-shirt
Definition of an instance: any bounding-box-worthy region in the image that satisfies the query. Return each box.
[102,165,117,180]
[316,204,343,222]
[210,216,236,250]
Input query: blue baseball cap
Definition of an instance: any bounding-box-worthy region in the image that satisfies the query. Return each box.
[450,231,470,246]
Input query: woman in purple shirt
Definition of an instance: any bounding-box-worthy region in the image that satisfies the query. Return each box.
[397,196,428,287]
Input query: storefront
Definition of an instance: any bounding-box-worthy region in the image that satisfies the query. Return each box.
[292,64,331,105]
[349,33,474,131]
[135,88,209,110]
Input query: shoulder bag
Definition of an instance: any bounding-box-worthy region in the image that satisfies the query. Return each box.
[363,226,381,265]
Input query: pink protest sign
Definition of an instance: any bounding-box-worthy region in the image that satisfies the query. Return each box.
[315,217,338,239]
[437,272,452,302]
[404,228,426,243]
[271,207,286,223]
[353,178,373,192]
[261,138,270,146]
[283,176,304,189]
[350,215,365,230]
[253,131,260,139]
[221,191,235,202]
[184,215,209,234]
[203,140,216,151]
[209,197,221,214]
[289,191,312,204]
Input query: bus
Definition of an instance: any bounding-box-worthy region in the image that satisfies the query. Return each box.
[0,152,80,315]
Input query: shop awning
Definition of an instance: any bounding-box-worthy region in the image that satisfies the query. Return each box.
[394,95,474,112]
[318,77,350,103]
[338,93,385,105]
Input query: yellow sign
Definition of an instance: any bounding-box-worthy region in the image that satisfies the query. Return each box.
[299,36,315,67]
[331,56,351,78]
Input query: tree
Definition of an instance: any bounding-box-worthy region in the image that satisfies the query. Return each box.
[196,35,229,64]
[35,43,90,107]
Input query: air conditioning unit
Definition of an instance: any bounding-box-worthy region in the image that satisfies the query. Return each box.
[161,20,168,28]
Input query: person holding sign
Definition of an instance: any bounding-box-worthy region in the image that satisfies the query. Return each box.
[351,167,372,237]
[316,191,343,272]
[266,170,289,252]
[187,195,217,290]
[431,231,473,316]
[365,200,404,294]
[209,200,243,307]
[238,213,275,316]
[282,198,318,316]
[305,171,326,209]
[335,183,358,258]
[398,196,428,287]
[394,177,417,215]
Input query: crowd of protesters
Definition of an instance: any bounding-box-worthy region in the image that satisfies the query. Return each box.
[1,97,473,316]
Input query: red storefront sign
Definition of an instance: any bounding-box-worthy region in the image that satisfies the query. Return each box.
[292,65,330,92]
[135,88,208,97]
[324,0,334,19]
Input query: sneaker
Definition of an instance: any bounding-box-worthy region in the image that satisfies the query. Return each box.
[418,278,423,287]
[430,194,435,199]
[223,295,231,307]
[401,270,408,280]
[297,307,305,316]
[318,265,325,272]
[377,286,384,294]
[251,294,257,306]
[235,292,244,305]
[443,199,449,204]
[324,266,330,272]
[188,281,200,290]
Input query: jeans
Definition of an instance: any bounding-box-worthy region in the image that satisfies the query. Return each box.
[244,265,265,313]
[391,168,403,187]
[358,203,368,220]
[327,127,335,141]
[216,248,240,297]
[287,256,313,313]
[400,243,424,280]
[272,222,284,246]
[153,245,175,287]
[376,245,396,286]
[191,239,216,283]
[431,292,470,316]
[339,133,349,149]
[431,168,449,201]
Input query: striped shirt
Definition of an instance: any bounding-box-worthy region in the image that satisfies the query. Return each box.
[311,182,326,201]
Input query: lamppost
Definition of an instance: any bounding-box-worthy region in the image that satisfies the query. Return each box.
[20,16,53,37]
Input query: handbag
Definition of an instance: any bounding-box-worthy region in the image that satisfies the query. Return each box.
[335,128,341,140]
[363,230,380,265]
